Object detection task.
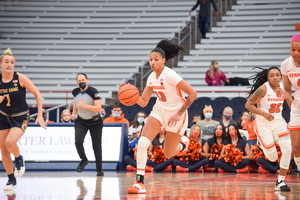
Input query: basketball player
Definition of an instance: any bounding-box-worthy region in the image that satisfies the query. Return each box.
[245,66,291,191]
[0,48,47,190]
[281,34,300,175]
[123,40,197,194]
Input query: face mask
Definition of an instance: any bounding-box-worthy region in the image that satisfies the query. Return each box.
[204,113,212,119]
[214,64,219,68]
[191,130,200,138]
[215,129,223,137]
[137,117,144,124]
[229,130,237,138]
[251,115,255,120]
[224,115,231,120]
[112,113,120,118]
[79,82,87,90]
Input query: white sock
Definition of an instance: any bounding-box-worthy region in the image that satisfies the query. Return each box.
[278,175,285,182]
[294,157,300,170]
[136,136,151,176]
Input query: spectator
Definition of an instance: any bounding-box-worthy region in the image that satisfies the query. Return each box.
[202,124,226,172]
[175,124,208,172]
[219,106,237,132]
[237,111,249,130]
[128,111,147,142]
[191,113,201,126]
[103,102,129,129]
[189,0,218,39]
[197,105,219,140]
[214,124,254,173]
[242,112,257,148]
[205,60,229,86]
[61,109,72,123]
[71,73,103,176]
[42,109,55,123]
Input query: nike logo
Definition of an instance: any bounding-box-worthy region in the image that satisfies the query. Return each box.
[267,94,272,96]
[287,69,292,72]
[125,99,133,104]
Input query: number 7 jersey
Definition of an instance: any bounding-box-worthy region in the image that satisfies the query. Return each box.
[146,66,185,110]
[256,81,284,121]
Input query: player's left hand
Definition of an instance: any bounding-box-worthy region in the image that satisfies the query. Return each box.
[168,113,181,127]
[36,115,47,129]
[276,87,283,97]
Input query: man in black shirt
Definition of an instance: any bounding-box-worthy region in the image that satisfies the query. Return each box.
[71,73,103,176]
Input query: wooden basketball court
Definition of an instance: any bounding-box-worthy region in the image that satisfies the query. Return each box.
[0,171,299,199]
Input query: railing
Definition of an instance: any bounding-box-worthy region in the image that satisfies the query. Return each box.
[125,0,235,91]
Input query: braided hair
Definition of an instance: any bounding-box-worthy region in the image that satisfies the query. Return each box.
[151,40,184,61]
[248,66,281,98]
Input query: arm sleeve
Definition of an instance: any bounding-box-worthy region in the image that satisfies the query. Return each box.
[191,0,200,11]
[89,87,101,100]
[211,0,218,12]
[205,71,213,86]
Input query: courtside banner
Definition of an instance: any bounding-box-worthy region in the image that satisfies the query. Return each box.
[0,123,125,162]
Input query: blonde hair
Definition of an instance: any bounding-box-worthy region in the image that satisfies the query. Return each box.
[190,124,202,143]
[0,48,14,62]
[208,60,221,78]
[61,109,71,122]
[223,106,233,115]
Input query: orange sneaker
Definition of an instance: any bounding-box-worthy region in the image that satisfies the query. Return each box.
[218,168,228,173]
[127,181,146,194]
[162,165,171,172]
[127,165,137,171]
[195,166,203,172]
[176,136,190,156]
[248,166,258,173]
[176,166,188,172]
[258,167,270,174]
[237,167,248,173]
[145,165,153,172]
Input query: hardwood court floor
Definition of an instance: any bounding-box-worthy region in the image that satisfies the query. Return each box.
[0,171,299,200]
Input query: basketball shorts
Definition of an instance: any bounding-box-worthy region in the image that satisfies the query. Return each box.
[288,101,300,130]
[254,118,289,149]
[149,104,188,135]
[0,111,30,132]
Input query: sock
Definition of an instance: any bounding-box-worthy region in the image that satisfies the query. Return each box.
[8,173,15,181]
[136,174,144,184]
[278,175,285,182]
[294,157,300,170]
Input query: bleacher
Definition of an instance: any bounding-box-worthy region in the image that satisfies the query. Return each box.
[175,0,300,98]
[0,0,195,105]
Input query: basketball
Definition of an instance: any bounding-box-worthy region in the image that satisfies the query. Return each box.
[118,84,139,106]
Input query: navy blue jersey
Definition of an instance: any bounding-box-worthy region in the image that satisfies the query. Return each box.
[0,72,28,114]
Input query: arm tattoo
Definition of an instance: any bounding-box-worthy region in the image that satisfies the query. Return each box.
[249,88,263,103]
[178,96,192,115]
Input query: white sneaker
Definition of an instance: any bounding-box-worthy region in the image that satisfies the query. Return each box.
[14,155,25,177]
[274,180,291,191]
[3,179,17,191]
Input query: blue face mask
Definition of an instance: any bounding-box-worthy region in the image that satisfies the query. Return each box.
[112,113,120,118]
[204,113,212,119]
[137,117,144,124]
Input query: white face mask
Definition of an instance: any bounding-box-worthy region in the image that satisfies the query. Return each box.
[204,113,212,119]
[112,113,120,118]
[137,117,144,124]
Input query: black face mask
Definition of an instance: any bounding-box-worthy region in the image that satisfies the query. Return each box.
[79,82,87,90]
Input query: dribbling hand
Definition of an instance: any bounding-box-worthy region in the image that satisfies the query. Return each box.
[36,115,47,129]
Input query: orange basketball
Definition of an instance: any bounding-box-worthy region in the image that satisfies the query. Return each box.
[118,84,139,106]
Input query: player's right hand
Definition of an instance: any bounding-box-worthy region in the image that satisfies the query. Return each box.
[0,95,6,104]
[263,112,274,121]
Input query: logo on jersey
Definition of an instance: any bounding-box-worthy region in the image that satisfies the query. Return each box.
[289,73,300,78]
[13,80,18,83]
[95,93,100,98]
[160,78,164,86]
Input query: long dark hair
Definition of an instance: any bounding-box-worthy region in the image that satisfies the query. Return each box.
[226,124,243,144]
[248,66,281,98]
[212,124,226,144]
[132,111,146,128]
[151,40,184,61]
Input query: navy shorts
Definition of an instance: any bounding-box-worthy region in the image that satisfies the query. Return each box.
[0,112,30,132]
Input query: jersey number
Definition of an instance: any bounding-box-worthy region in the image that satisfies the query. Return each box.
[269,103,282,113]
[155,91,166,102]
[298,79,300,87]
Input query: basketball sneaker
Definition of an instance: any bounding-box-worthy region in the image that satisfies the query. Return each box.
[274,180,291,191]
[14,155,25,178]
[218,168,228,173]
[195,166,203,172]
[176,166,188,172]
[162,165,171,172]
[127,181,146,194]
[145,165,153,172]
[248,166,258,173]
[3,179,17,191]
[176,136,190,157]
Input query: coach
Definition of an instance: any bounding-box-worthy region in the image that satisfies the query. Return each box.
[71,73,104,176]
